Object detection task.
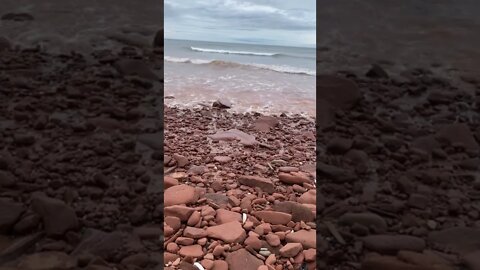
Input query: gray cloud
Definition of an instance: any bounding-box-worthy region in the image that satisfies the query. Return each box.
[164,0,316,46]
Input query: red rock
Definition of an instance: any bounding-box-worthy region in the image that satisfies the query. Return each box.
[201,259,215,270]
[164,206,195,222]
[363,235,426,253]
[428,227,480,254]
[244,235,262,250]
[317,99,335,128]
[303,249,316,262]
[184,227,207,239]
[339,212,387,232]
[178,262,198,270]
[178,245,204,258]
[0,199,24,233]
[17,251,77,270]
[214,156,232,163]
[164,184,198,206]
[165,216,182,231]
[172,154,189,167]
[327,137,353,154]
[31,195,78,236]
[285,230,316,249]
[164,176,178,189]
[121,253,150,267]
[187,211,201,226]
[278,172,310,185]
[13,213,40,234]
[265,254,276,265]
[253,116,279,132]
[361,255,429,270]
[0,36,11,52]
[114,59,159,81]
[176,237,195,245]
[254,223,272,235]
[317,75,360,109]
[397,250,452,267]
[212,245,224,257]
[464,250,480,270]
[216,209,241,224]
[272,201,315,222]
[0,171,15,187]
[164,224,174,237]
[205,193,229,207]
[436,123,479,151]
[206,221,246,244]
[238,175,275,194]
[265,233,281,247]
[226,248,263,270]
[279,167,299,173]
[71,229,123,259]
[293,250,305,264]
[164,252,179,264]
[133,226,163,240]
[298,190,316,204]
[212,260,228,270]
[228,196,241,207]
[253,211,292,225]
[188,165,208,176]
[280,243,303,257]
[166,242,179,253]
[316,162,355,182]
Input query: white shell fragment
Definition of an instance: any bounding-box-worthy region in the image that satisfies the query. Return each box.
[242,213,247,224]
[194,262,206,270]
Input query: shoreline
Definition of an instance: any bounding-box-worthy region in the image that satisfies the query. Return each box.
[164,102,317,122]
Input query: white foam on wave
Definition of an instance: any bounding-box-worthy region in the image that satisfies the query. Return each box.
[164,56,211,64]
[164,56,316,76]
[190,46,278,56]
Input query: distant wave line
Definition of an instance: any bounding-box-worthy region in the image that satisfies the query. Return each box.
[190,46,280,56]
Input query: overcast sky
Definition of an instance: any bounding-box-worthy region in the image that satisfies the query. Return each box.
[164,0,316,47]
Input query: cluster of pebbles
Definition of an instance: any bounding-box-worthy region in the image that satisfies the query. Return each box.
[163,106,317,270]
[0,32,168,270]
[316,68,480,270]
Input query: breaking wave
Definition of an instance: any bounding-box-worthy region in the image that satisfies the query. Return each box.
[164,56,316,76]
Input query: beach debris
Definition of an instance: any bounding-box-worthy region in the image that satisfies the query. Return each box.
[193,262,206,270]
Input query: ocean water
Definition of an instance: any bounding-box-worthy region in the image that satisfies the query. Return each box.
[164,39,316,117]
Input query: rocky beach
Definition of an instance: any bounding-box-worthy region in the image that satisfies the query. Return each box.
[0,30,166,269]
[316,1,480,269]
[163,106,317,270]
[316,68,480,270]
